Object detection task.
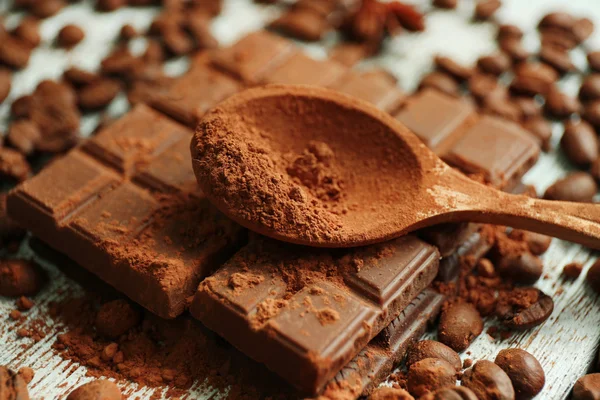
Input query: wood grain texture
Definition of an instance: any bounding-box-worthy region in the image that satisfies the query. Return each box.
[1,0,600,399]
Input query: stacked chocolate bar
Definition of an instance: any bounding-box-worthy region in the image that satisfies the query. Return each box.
[7,30,540,397]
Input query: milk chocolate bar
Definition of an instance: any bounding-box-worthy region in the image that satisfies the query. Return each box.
[190,235,439,394]
[7,105,245,318]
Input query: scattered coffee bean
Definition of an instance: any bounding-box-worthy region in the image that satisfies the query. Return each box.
[495,348,545,399]
[420,386,478,400]
[0,259,45,297]
[57,24,85,48]
[433,0,457,9]
[588,51,600,72]
[573,18,594,43]
[477,53,511,76]
[583,100,600,130]
[496,251,543,284]
[511,62,558,97]
[544,172,598,202]
[0,68,11,104]
[563,262,583,279]
[95,299,141,338]
[544,87,581,119]
[496,288,554,330]
[509,230,552,255]
[13,17,41,48]
[119,24,137,41]
[7,120,41,156]
[63,67,100,87]
[474,0,501,21]
[481,95,521,122]
[438,301,483,352]
[462,360,515,400]
[367,387,414,400]
[77,79,121,111]
[418,72,460,97]
[523,117,552,151]
[587,260,600,294]
[17,366,34,384]
[477,258,496,278]
[0,35,32,69]
[573,373,600,400]
[434,55,474,82]
[0,148,31,182]
[0,366,30,399]
[579,74,600,102]
[499,38,529,63]
[468,73,506,104]
[30,0,66,18]
[538,11,576,32]
[407,358,457,398]
[512,97,541,120]
[560,120,598,167]
[406,340,462,371]
[10,95,32,119]
[66,379,122,400]
[540,46,576,75]
[497,24,523,41]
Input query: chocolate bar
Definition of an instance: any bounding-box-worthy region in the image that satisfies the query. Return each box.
[7,105,245,318]
[190,235,439,394]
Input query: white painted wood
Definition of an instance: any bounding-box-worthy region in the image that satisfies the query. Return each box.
[1,0,599,398]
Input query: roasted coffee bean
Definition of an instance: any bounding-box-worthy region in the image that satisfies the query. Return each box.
[496,251,543,284]
[474,0,501,21]
[10,95,32,119]
[523,117,552,151]
[540,29,577,51]
[481,95,521,122]
[560,120,598,167]
[544,172,598,202]
[420,387,478,400]
[538,12,576,32]
[587,260,600,294]
[477,53,511,76]
[433,0,457,9]
[563,262,583,279]
[57,24,85,48]
[583,100,600,130]
[511,63,558,97]
[30,0,66,18]
[119,24,137,41]
[468,74,506,104]
[434,55,474,82]
[588,51,600,72]
[368,387,414,400]
[499,38,529,63]
[0,147,31,182]
[438,301,483,352]
[512,97,541,120]
[544,87,581,119]
[77,79,121,110]
[7,120,41,155]
[497,24,523,41]
[419,72,460,97]
[0,68,11,104]
[407,358,456,398]
[574,18,594,43]
[67,379,122,400]
[579,74,600,102]
[13,17,41,48]
[96,0,126,11]
[573,374,600,400]
[496,288,554,330]
[495,349,544,399]
[540,46,576,75]
[0,366,30,399]
[462,360,515,400]
[509,230,552,255]
[406,340,462,371]
[63,67,100,87]
[0,35,32,69]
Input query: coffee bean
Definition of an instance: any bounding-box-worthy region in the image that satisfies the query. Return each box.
[588,51,600,72]
[496,288,554,330]
[496,251,543,284]
[494,349,544,399]
[419,72,460,97]
[544,87,581,119]
[477,53,511,76]
[96,0,126,11]
[438,301,483,352]
[511,63,558,97]
[0,147,31,182]
[368,387,413,400]
[583,100,600,130]
[30,0,66,18]
[523,117,552,151]
[67,379,122,400]
[10,95,32,119]
[481,95,521,122]
[7,119,41,155]
[0,35,32,69]
[579,74,600,102]
[540,46,576,75]
[497,24,523,41]
[119,24,137,41]
[474,0,501,21]
[512,97,541,120]
[406,340,462,371]
[434,56,474,82]
[63,67,100,87]
[0,366,29,399]
[560,120,598,167]
[468,74,506,104]
[573,18,594,43]
[462,360,515,400]
[544,172,598,202]
[573,374,600,400]
[433,0,457,9]
[77,79,121,111]
[587,260,600,294]
[563,262,583,279]
[58,24,85,48]
[419,387,478,400]
[509,229,552,255]
[0,68,11,104]
[538,12,576,32]
[499,38,529,63]
[13,17,41,48]
[407,358,457,398]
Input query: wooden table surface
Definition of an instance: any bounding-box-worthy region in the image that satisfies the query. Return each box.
[1,0,599,398]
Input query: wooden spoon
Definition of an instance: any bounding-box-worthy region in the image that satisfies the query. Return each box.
[191,85,600,249]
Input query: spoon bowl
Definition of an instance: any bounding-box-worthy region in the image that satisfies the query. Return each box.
[192,85,600,249]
